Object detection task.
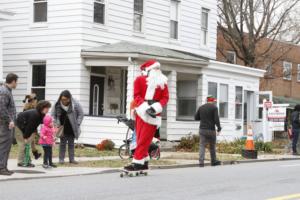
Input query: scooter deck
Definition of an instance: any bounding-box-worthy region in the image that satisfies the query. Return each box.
[120,169,148,178]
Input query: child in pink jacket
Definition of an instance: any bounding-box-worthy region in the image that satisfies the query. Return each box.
[39,115,57,169]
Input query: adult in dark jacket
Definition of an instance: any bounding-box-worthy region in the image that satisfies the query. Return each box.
[291,104,300,155]
[195,96,222,167]
[0,73,18,176]
[51,90,84,164]
[16,101,51,167]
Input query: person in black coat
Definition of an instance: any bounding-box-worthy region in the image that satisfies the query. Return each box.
[291,104,300,155]
[16,100,51,167]
[195,95,222,167]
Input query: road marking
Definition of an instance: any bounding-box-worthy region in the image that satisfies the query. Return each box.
[280,164,300,168]
[268,193,300,200]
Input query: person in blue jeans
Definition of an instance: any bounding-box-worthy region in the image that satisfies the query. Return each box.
[291,104,300,155]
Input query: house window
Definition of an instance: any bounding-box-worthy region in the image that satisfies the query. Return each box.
[235,86,243,119]
[265,64,273,77]
[208,82,218,100]
[226,51,236,64]
[219,84,228,118]
[133,0,143,32]
[170,0,179,39]
[177,80,197,119]
[94,0,105,24]
[31,63,46,101]
[297,64,300,82]
[201,8,209,45]
[283,61,292,80]
[34,0,47,22]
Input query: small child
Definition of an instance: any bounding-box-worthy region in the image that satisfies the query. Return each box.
[39,115,57,169]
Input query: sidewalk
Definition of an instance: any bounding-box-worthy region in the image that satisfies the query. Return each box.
[0,157,118,181]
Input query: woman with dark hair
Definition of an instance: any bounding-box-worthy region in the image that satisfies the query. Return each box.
[291,104,300,155]
[51,90,84,164]
[16,100,51,167]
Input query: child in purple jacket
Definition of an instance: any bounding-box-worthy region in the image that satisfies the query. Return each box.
[39,115,57,169]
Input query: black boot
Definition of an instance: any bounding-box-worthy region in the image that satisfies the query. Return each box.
[32,150,41,160]
[143,161,149,170]
[124,163,146,171]
[211,160,222,166]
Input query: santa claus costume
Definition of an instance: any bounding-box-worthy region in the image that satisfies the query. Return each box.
[124,60,169,171]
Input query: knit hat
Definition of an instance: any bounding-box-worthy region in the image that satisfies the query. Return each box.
[207,95,217,103]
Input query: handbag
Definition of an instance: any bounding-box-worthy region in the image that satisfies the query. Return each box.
[56,118,66,138]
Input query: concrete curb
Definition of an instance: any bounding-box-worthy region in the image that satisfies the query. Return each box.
[1,157,300,182]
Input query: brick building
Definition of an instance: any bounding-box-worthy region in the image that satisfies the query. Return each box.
[217,28,300,106]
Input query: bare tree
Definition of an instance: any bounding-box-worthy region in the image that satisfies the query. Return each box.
[218,0,300,67]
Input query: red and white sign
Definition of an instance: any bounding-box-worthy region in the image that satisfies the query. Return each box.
[268,107,286,119]
[264,101,273,109]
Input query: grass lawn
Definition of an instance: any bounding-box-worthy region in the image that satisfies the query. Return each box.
[9,144,118,159]
[57,159,177,168]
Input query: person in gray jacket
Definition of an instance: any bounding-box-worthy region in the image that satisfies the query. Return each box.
[51,90,84,164]
[0,73,18,175]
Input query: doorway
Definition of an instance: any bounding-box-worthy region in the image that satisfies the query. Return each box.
[89,76,105,116]
[243,91,255,135]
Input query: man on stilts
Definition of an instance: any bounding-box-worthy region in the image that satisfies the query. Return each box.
[124,59,169,171]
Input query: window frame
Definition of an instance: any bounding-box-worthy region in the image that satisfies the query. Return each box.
[29,62,47,101]
[93,0,106,25]
[207,81,230,119]
[226,50,236,64]
[235,86,243,120]
[170,0,180,40]
[219,83,229,119]
[283,61,292,81]
[176,80,198,120]
[201,8,209,46]
[133,0,144,33]
[33,0,48,23]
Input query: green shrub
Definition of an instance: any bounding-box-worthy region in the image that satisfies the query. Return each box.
[176,135,273,154]
[175,134,199,152]
[254,141,273,153]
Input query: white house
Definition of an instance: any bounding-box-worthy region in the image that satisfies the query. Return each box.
[0,10,14,83]
[0,0,264,146]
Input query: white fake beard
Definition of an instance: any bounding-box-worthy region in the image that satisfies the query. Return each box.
[145,69,168,100]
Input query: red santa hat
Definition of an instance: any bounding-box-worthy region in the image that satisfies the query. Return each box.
[207,95,217,103]
[140,59,161,72]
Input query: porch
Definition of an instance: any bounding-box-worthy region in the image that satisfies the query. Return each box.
[78,42,265,146]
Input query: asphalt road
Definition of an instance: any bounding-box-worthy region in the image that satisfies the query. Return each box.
[1,160,300,200]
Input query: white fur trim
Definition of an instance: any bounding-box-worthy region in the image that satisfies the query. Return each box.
[151,102,163,114]
[136,102,150,116]
[144,156,150,162]
[136,102,162,127]
[145,85,156,100]
[145,62,160,72]
[132,158,145,165]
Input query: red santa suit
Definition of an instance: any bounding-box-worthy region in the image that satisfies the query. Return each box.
[132,60,169,165]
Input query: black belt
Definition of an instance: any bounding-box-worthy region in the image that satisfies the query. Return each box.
[146,100,157,105]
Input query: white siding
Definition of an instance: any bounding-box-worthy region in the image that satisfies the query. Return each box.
[79,116,129,147]
[0,0,86,112]
[81,0,217,59]
[0,28,3,80]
